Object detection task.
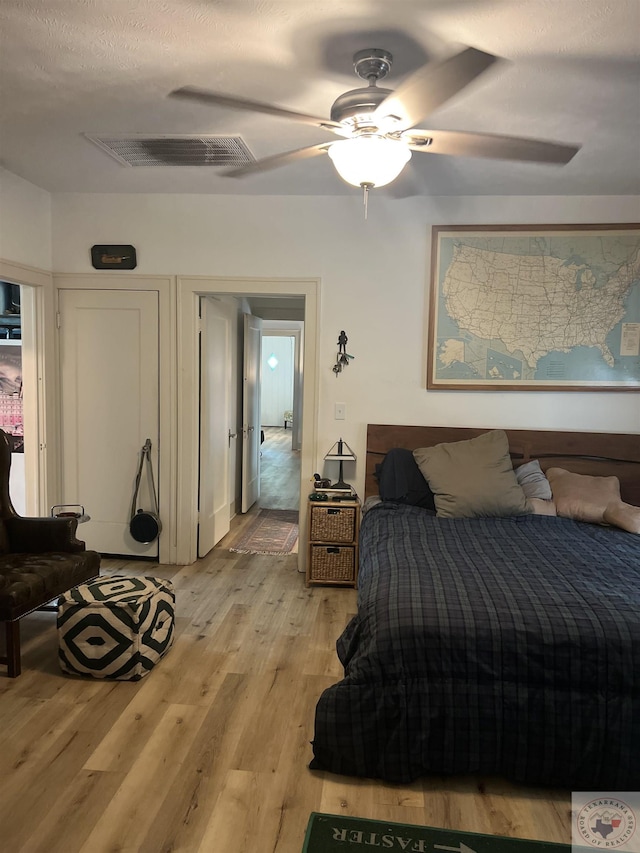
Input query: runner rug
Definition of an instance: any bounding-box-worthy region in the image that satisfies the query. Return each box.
[229,508,298,555]
[301,813,583,853]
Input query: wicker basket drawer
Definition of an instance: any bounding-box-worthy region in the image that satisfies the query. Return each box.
[310,505,356,542]
[309,545,355,582]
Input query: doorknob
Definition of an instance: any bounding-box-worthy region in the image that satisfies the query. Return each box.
[228,429,237,447]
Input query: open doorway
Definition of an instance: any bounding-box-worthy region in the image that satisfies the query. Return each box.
[176,276,319,569]
[0,282,24,513]
[0,262,49,518]
[260,327,302,512]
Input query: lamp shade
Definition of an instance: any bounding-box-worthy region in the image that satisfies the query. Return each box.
[328,136,412,188]
[324,439,357,462]
[324,438,357,491]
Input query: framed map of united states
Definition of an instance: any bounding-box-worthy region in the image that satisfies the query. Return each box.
[428,223,640,390]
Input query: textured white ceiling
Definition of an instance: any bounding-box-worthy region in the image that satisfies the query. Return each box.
[1,0,639,196]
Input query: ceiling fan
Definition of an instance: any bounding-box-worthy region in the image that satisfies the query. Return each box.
[169,46,580,193]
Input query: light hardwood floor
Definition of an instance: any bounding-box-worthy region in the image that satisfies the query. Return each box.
[1,440,573,850]
[1,548,572,851]
[259,426,301,511]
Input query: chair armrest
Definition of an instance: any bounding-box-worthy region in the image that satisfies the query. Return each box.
[5,516,87,553]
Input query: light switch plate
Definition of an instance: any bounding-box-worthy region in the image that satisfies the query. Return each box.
[335,403,346,420]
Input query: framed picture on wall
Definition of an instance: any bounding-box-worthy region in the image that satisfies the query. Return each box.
[427,223,640,390]
[0,342,23,450]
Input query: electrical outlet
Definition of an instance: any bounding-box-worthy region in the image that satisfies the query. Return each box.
[335,403,346,420]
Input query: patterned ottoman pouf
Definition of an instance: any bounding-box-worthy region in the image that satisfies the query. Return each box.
[58,576,175,680]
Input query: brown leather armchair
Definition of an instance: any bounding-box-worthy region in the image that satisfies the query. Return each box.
[0,431,100,676]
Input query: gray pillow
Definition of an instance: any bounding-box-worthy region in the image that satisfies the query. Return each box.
[515,459,553,500]
[413,429,530,519]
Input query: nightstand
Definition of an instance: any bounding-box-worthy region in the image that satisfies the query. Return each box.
[306,497,360,588]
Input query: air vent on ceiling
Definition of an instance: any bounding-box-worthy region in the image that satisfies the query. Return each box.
[84,134,255,167]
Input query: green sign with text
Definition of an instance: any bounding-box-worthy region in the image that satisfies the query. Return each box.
[302,814,592,853]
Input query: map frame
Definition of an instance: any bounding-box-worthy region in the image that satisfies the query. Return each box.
[427,223,640,391]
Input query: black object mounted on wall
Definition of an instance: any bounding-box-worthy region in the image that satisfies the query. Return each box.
[91,244,137,270]
[333,330,354,376]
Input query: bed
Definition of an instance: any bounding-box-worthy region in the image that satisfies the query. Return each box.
[310,425,640,788]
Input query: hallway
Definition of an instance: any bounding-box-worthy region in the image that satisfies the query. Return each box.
[217,425,300,554]
[258,426,300,511]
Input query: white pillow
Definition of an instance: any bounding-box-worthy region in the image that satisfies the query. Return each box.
[526,497,557,516]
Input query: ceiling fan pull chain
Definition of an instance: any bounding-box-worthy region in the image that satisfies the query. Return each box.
[363,183,370,219]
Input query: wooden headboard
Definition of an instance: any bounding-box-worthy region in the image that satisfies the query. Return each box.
[365,425,640,506]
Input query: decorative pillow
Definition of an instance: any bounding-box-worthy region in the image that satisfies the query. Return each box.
[526,497,557,516]
[375,447,436,512]
[515,459,552,500]
[603,501,640,534]
[412,429,530,519]
[546,467,621,524]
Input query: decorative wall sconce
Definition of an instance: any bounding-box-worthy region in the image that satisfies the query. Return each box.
[333,331,355,376]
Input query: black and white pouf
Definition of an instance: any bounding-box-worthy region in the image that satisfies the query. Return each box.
[58,576,175,680]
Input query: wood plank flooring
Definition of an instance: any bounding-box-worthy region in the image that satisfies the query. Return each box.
[259,426,301,511]
[0,538,573,851]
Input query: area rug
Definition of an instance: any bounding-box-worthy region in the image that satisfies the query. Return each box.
[302,813,580,853]
[229,509,298,555]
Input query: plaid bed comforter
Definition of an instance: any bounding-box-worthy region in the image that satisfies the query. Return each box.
[310,503,640,786]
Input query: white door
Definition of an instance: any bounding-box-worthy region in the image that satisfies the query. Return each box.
[241,313,262,512]
[58,289,159,556]
[198,297,231,557]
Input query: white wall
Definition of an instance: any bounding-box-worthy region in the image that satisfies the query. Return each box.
[263,319,303,450]
[52,192,640,499]
[261,335,294,426]
[0,168,52,270]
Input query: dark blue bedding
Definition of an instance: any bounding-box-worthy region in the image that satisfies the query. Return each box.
[311,503,640,786]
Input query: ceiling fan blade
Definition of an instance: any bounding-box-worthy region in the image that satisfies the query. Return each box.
[406,129,581,164]
[374,47,500,131]
[223,143,331,178]
[169,86,345,134]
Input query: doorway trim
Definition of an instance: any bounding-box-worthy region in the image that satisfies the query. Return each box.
[176,276,320,569]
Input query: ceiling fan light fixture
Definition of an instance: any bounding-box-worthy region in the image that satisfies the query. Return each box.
[328,136,412,188]
[167,45,580,187]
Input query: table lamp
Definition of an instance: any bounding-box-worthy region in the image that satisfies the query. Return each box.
[324,438,357,492]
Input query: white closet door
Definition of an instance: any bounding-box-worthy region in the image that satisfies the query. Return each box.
[58,289,159,556]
